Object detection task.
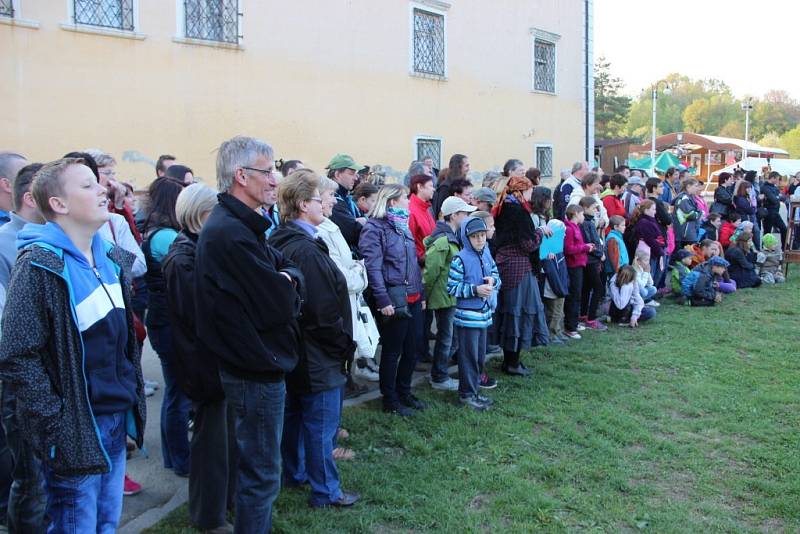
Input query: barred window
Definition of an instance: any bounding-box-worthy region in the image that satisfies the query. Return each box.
[185,0,240,44]
[412,8,445,77]
[0,0,13,18]
[536,146,553,178]
[533,39,556,93]
[416,138,442,169]
[74,0,134,31]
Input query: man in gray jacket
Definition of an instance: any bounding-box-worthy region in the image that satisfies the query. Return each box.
[0,162,45,288]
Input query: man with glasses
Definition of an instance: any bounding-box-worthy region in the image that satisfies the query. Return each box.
[195,136,303,534]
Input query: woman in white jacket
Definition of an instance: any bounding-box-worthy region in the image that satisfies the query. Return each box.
[316,177,379,382]
[567,172,608,229]
[98,212,147,277]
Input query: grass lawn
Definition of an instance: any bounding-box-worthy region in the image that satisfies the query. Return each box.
[148,274,800,533]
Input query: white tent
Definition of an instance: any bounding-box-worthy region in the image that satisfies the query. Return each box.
[710,157,800,177]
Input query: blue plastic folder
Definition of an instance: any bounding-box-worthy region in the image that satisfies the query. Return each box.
[539,223,565,259]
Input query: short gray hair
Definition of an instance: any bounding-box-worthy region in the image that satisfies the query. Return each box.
[175,183,218,234]
[216,136,274,193]
[560,169,571,181]
[407,160,426,177]
[84,148,116,167]
[0,152,27,180]
[571,161,587,175]
[319,176,338,193]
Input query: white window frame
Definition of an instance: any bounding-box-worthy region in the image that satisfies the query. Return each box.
[0,0,17,18]
[408,1,450,80]
[174,0,244,50]
[535,144,554,178]
[530,28,560,95]
[62,0,144,39]
[0,0,37,27]
[413,135,444,169]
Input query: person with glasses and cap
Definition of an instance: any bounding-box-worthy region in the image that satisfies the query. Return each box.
[472,187,497,213]
[327,154,365,253]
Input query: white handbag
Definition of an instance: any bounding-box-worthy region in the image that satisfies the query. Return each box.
[353,295,380,359]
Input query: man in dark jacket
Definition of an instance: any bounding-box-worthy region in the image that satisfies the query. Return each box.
[195,137,303,533]
[0,159,145,532]
[327,154,365,253]
[268,169,360,508]
[761,171,787,249]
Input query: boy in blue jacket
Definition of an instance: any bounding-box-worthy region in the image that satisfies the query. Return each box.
[0,158,145,532]
[447,217,500,411]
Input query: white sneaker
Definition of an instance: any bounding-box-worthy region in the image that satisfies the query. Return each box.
[576,324,586,331]
[646,300,660,307]
[363,358,380,373]
[353,364,379,382]
[430,377,459,391]
[144,384,156,397]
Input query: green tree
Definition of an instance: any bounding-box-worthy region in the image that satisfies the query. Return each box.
[719,120,744,138]
[750,91,800,139]
[594,56,631,139]
[682,94,740,135]
[780,125,800,158]
[757,132,783,150]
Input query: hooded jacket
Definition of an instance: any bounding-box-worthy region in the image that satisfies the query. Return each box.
[269,221,354,393]
[409,193,436,261]
[162,231,223,402]
[634,214,666,258]
[554,175,582,221]
[672,192,702,242]
[195,193,303,383]
[0,224,145,475]
[564,219,590,268]
[422,221,460,310]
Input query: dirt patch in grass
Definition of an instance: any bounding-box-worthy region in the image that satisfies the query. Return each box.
[468,493,493,511]
[759,517,785,533]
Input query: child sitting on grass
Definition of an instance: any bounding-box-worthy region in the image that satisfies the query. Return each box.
[609,265,656,327]
[725,231,761,289]
[447,216,500,412]
[757,233,786,285]
[670,249,694,302]
[688,256,731,306]
[633,248,658,306]
[719,212,741,249]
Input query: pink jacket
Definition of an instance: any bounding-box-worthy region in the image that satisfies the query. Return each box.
[564,220,591,268]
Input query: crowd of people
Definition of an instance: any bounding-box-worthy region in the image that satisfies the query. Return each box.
[0,141,794,533]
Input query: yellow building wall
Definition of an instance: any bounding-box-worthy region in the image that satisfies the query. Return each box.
[1,0,587,188]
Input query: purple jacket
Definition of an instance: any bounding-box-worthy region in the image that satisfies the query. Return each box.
[359,217,424,309]
[634,214,665,258]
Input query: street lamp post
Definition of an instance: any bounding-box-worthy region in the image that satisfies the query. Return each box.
[742,99,753,163]
[650,81,671,177]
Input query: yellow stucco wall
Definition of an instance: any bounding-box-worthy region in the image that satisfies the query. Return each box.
[1,0,587,188]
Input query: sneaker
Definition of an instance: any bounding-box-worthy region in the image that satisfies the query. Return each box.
[459,395,489,412]
[476,394,494,406]
[144,384,156,397]
[400,394,429,410]
[486,344,503,356]
[364,358,380,373]
[578,315,588,323]
[383,404,415,416]
[576,324,586,331]
[549,336,564,345]
[479,374,497,389]
[123,474,143,496]
[645,300,660,307]
[353,364,380,382]
[585,320,608,331]
[563,331,582,340]
[144,379,160,390]
[430,377,459,391]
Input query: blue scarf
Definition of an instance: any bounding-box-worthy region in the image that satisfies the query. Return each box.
[387,207,410,236]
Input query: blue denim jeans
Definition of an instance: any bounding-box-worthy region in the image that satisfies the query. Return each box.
[149,325,191,475]
[220,370,285,534]
[431,307,457,383]
[377,300,421,408]
[456,326,486,399]
[282,387,343,506]
[2,383,46,532]
[639,285,657,301]
[43,412,127,534]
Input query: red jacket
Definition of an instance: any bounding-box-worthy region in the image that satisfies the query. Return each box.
[409,194,435,260]
[602,194,626,220]
[564,220,591,268]
[719,222,736,249]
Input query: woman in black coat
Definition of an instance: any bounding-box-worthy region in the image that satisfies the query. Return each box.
[162,184,236,532]
[724,231,761,289]
[268,169,360,508]
[711,172,735,216]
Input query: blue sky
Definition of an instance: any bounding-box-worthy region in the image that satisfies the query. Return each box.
[595,0,798,101]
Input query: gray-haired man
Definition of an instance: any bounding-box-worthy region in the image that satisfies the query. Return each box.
[195,136,303,533]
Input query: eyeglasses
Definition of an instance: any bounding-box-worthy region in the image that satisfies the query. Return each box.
[98,169,116,177]
[308,196,323,203]
[242,166,274,176]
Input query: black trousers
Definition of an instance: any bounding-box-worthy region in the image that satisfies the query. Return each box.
[564,267,584,332]
[762,211,787,249]
[580,262,605,321]
[189,399,238,530]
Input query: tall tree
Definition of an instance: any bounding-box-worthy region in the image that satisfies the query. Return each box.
[594,57,632,139]
[750,90,800,139]
[780,126,800,158]
[682,94,740,135]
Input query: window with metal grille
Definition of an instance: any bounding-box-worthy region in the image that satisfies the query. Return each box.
[73,0,134,31]
[185,0,240,44]
[0,0,13,18]
[536,146,553,177]
[416,138,442,169]
[412,8,445,77]
[533,39,556,93]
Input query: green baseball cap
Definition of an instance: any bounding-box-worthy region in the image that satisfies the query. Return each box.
[326,153,361,171]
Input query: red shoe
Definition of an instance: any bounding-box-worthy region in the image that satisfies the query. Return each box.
[123,474,143,496]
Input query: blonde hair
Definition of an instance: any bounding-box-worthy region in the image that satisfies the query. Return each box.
[369,184,408,219]
[31,158,84,221]
[84,148,116,168]
[319,176,338,194]
[175,183,218,234]
[634,248,650,262]
[277,168,321,222]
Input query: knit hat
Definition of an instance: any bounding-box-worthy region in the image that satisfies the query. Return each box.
[708,256,730,268]
[674,249,693,261]
[762,233,779,250]
[472,187,497,204]
[464,216,488,237]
